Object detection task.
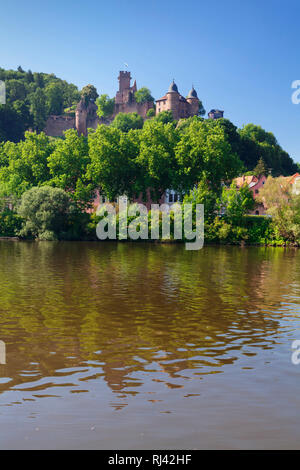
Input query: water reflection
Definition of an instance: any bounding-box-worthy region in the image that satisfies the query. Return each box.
[0,241,299,413]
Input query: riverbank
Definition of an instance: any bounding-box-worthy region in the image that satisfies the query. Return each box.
[1,236,299,247]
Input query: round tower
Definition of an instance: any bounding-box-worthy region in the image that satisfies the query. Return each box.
[186,86,200,116]
[75,99,88,136]
[166,80,180,120]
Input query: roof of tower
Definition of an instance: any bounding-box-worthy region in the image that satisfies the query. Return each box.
[168,80,179,93]
[187,86,198,99]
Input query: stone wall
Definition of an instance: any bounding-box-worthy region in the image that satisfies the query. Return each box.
[45,115,75,137]
[114,101,153,119]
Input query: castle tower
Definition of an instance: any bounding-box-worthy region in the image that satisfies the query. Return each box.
[118,71,131,92]
[166,80,180,119]
[75,99,88,136]
[186,86,199,116]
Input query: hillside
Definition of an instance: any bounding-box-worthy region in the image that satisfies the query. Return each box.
[0,66,80,142]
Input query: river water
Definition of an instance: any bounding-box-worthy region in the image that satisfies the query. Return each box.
[0,241,300,449]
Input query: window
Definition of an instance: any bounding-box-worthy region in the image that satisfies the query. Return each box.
[169,194,173,203]
[255,189,259,194]
[255,210,259,215]
[174,194,178,202]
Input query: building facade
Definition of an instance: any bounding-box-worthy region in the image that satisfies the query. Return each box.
[234,174,267,215]
[155,81,200,120]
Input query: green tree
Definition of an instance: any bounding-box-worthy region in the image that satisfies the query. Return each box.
[253,157,268,176]
[238,124,298,176]
[198,100,206,116]
[220,182,255,224]
[0,67,81,142]
[34,72,44,88]
[45,82,64,115]
[135,87,154,104]
[0,105,26,142]
[257,176,300,243]
[26,70,34,84]
[6,79,27,102]
[0,131,53,197]
[146,108,155,118]
[18,186,72,240]
[30,88,47,131]
[96,94,115,118]
[154,110,174,124]
[81,84,99,105]
[183,180,219,222]
[87,125,140,200]
[47,129,94,207]
[0,208,22,236]
[137,120,180,200]
[175,118,243,192]
[111,112,143,132]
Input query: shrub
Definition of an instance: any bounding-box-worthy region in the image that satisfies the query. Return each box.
[0,209,22,237]
[18,186,72,240]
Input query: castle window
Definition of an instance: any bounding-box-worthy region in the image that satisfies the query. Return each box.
[169,194,174,203]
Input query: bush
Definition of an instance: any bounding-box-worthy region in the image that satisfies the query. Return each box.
[146,108,155,118]
[18,186,72,240]
[0,209,22,237]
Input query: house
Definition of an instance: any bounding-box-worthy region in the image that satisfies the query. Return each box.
[285,172,300,195]
[234,174,267,215]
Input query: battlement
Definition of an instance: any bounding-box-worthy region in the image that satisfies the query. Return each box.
[118,71,132,91]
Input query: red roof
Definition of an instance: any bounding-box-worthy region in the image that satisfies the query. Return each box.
[234,175,258,187]
[156,95,167,102]
[286,173,300,185]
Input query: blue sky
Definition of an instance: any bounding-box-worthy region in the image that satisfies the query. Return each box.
[1,0,300,162]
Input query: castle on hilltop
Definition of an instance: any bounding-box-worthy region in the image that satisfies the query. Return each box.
[44,71,224,137]
[114,71,153,118]
[156,80,199,120]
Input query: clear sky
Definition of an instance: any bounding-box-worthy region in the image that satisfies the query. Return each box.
[1,0,300,161]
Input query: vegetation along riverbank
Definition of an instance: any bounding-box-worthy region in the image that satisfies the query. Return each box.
[1,67,300,246]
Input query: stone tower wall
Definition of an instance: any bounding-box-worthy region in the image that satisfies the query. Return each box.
[166,92,180,120]
[75,107,88,136]
[186,97,199,116]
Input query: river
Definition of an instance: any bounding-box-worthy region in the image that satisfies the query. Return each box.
[0,241,300,449]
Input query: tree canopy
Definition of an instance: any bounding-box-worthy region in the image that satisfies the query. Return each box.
[18,185,72,240]
[96,94,115,118]
[111,112,144,132]
[0,67,80,142]
[134,87,154,104]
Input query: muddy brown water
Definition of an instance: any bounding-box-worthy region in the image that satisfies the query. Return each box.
[0,241,300,449]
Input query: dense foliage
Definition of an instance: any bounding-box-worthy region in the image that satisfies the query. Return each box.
[0,67,81,141]
[0,70,299,243]
[96,94,115,118]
